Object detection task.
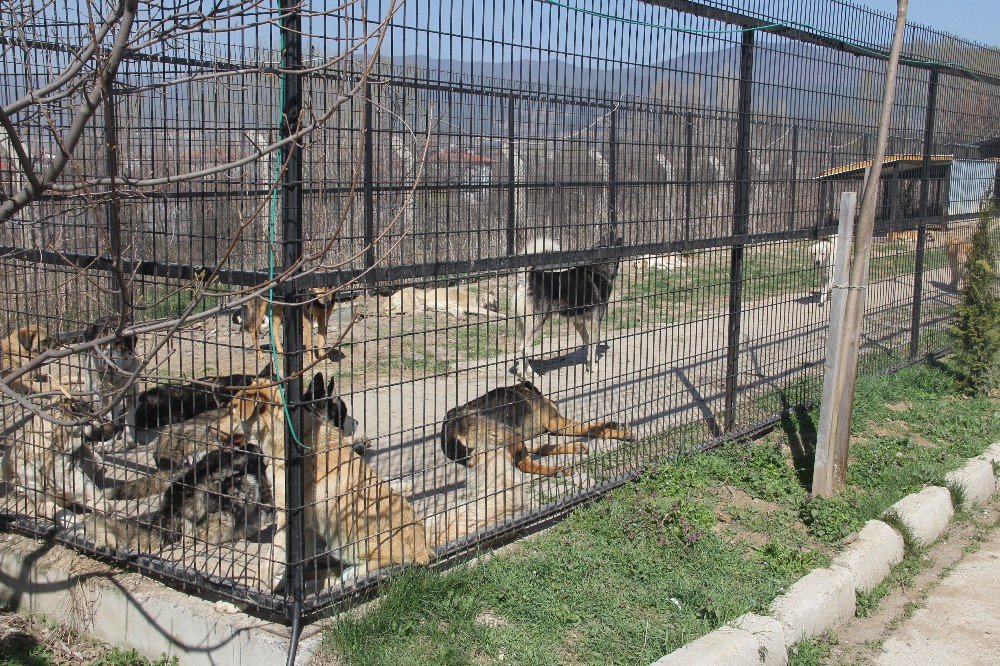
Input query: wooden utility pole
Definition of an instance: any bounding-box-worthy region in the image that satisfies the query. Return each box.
[813,0,910,496]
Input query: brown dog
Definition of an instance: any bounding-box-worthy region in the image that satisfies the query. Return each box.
[440,381,635,478]
[233,288,337,362]
[1,326,50,395]
[886,229,919,244]
[935,232,973,287]
[216,379,433,585]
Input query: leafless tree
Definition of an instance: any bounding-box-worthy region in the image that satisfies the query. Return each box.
[0,0,432,427]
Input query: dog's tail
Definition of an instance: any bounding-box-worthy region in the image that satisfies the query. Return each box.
[521,237,561,255]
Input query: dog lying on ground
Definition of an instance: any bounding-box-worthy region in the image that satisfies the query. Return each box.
[132,373,261,430]
[216,375,433,584]
[232,287,338,362]
[1,326,50,395]
[886,229,919,244]
[440,381,635,478]
[513,237,621,378]
[628,253,689,272]
[77,442,274,552]
[431,381,634,545]
[378,285,498,318]
[1,398,112,522]
[933,231,973,288]
[79,322,140,442]
[809,237,837,306]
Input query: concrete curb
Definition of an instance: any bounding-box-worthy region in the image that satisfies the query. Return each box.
[0,533,324,665]
[831,519,905,593]
[649,442,1000,666]
[946,458,997,507]
[886,486,954,548]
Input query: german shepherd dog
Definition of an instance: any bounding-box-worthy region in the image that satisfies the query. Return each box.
[440,381,635,478]
[1,326,50,395]
[132,373,261,430]
[216,375,433,584]
[76,442,274,552]
[232,287,339,362]
[513,237,621,378]
[80,323,140,442]
[116,373,360,501]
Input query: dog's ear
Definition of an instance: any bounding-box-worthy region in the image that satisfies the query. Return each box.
[305,373,325,404]
[518,380,540,394]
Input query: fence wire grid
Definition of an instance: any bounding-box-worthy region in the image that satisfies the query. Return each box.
[1,0,998,622]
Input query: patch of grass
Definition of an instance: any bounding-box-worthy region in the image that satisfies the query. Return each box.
[856,551,923,618]
[326,455,828,666]
[787,634,837,666]
[92,649,177,666]
[321,363,998,666]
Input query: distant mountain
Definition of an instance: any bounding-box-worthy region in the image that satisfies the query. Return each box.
[396,42,925,135]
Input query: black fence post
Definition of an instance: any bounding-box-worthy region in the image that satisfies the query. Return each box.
[363,81,375,273]
[608,106,618,240]
[506,93,516,256]
[909,71,939,359]
[684,111,694,242]
[723,28,755,433]
[279,0,307,654]
[789,124,799,230]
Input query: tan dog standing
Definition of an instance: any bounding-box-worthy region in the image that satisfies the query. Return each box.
[217,380,433,585]
[233,288,337,362]
[937,232,973,288]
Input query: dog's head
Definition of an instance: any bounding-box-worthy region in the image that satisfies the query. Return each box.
[215,381,282,450]
[810,239,834,268]
[441,429,474,467]
[12,326,49,356]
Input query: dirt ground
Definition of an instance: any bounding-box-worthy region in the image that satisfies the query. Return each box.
[0,239,965,597]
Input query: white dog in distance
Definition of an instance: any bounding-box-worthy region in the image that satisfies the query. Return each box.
[809,237,837,306]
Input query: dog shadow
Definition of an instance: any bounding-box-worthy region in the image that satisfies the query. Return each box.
[511,343,609,377]
[929,279,959,293]
[794,293,824,306]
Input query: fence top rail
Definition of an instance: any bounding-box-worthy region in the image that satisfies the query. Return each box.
[637,0,1000,86]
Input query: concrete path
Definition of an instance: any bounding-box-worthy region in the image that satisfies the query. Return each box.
[875,529,1000,666]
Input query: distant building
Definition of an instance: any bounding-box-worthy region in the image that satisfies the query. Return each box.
[815,155,998,228]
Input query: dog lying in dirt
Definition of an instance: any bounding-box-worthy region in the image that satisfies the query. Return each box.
[430,381,634,545]
[216,375,433,584]
[1,326,50,395]
[378,285,498,318]
[628,253,689,272]
[440,381,634,478]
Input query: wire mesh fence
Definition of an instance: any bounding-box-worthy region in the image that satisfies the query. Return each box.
[1,0,998,623]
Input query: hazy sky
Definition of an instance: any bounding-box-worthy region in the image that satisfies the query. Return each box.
[853,0,1000,47]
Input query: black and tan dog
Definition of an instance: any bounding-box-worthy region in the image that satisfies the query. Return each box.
[232,288,338,362]
[440,381,634,477]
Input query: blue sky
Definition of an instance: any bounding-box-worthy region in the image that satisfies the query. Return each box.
[852,0,999,47]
